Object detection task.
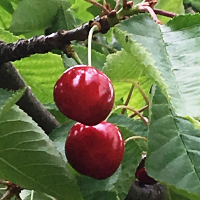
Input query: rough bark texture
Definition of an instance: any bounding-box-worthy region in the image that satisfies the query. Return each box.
[0,16,110,65]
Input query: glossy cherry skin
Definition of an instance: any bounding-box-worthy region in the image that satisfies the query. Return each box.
[135,157,157,185]
[135,167,157,185]
[65,121,124,179]
[54,65,114,126]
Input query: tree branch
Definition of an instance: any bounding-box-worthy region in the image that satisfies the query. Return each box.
[0,62,60,134]
[0,16,110,65]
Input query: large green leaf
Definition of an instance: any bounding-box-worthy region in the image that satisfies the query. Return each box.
[112,78,152,114]
[108,114,148,152]
[14,53,64,104]
[0,104,82,199]
[71,0,94,22]
[103,27,155,114]
[0,27,20,43]
[146,85,200,199]
[103,49,144,81]
[0,4,12,29]
[0,0,14,14]
[49,120,75,159]
[9,0,71,34]
[114,14,200,118]
[23,191,55,200]
[45,6,76,33]
[108,114,148,138]
[0,88,25,116]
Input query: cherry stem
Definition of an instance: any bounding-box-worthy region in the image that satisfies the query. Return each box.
[30,190,34,200]
[88,25,99,66]
[0,180,8,186]
[63,44,83,64]
[154,9,177,18]
[133,82,149,106]
[84,0,110,15]
[129,105,149,118]
[124,135,147,144]
[139,5,162,24]
[114,0,120,11]
[116,105,148,127]
[72,51,83,65]
[123,0,127,9]
[121,83,135,114]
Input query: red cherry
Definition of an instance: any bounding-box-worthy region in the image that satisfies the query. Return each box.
[65,121,124,179]
[135,157,157,185]
[54,65,114,126]
[135,167,157,185]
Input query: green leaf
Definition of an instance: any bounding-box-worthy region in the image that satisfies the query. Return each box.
[186,116,200,129]
[147,85,200,199]
[108,114,148,138]
[0,0,14,14]
[71,0,97,22]
[49,120,75,159]
[14,53,64,104]
[76,170,120,200]
[108,114,148,151]
[10,0,70,34]
[113,15,167,96]
[167,186,193,200]
[115,14,200,118]
[46,7,76,33]
[0,105,82,200]
[44,103,68,124]
[23,191,55,200]
[103,49,144,81]
[112,78,152,114]
[62,45,106,71]
[79,191,118,200]
[0,5,12,29]
[0,88,25,116]
[0,27,21,43]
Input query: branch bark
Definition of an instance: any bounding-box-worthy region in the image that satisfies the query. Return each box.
[0,16,110,65]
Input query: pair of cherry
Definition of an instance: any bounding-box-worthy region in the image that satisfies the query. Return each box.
[54,65,124,179]
[54,65,157,184]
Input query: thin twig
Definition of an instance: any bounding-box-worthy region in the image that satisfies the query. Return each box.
[154,9,178,18]
[139,5,162,24]
[133,82,149,106]
[124,135,147,144]
[129,105,149,118]
[85,0,110,15]
[114,0,120,11]
[121,83,135,114]
[116,105,148,127]
[123,0,127,9]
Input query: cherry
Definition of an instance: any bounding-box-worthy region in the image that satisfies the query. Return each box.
[54,65,114,126]
[65,121,124,179]
[135,156,157,185]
